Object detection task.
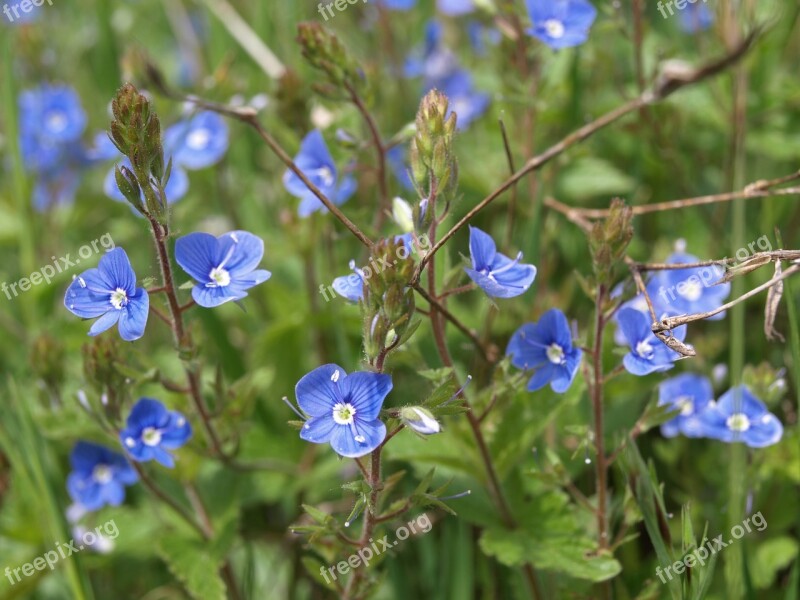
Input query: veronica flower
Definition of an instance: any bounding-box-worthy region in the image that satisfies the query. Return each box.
[175,230,271,308]
[652,251,730,320]
[658,373,713,438]
[617,307,687,376]
[19,85,90,209]
[465,226,536,298]
[164,111,229,170]
[64,248,149,341]
[66,442,138,511]
[507,309,583,393]
[295,364,392,458]
[468,21,502,56]
[120,398,193,468]
[401,406,441,435]
[525,0,598,49]
[283,130,357,217]
[679,3,713,33]
[696,386,783,448]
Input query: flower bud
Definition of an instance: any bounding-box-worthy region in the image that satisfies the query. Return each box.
[401,407,441,435]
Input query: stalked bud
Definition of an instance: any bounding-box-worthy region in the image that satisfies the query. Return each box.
[115,165,143,213]
[296,22,362,92]
[401,406,442,435]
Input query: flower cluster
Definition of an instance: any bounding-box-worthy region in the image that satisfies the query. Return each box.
[19,85,93,210]
[67,398,193,511]
[658,377,782,448]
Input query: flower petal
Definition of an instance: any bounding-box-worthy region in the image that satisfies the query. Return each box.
[126,398,170,430]
[175,232,218,283]
[117,290,149,341]
[296,364,348,417]
[299,415,337,444]
[329,419,386,458]
[340,372,393,421]
[215,231,265,275]
[468,226,496,270]
[88,310,121,337]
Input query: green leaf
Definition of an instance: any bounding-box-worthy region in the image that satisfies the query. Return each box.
[158,535,226,600]
[480,528,621,582]
[751,536,799,589]
[557,156,636,201]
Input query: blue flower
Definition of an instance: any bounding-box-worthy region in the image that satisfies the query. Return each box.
[617,307,687,376]
[507,309,583,393]
[283,130,357,217]
[64,248,150,341]
[696,386,783,448]
[164,111,229,170]
[333,260,366,302]
[679,3,713,33]
[119,398,193,468]
[465,226,536,298]
[19,86,91,209]
[467,21,502,55]
[175,230,272,308]
[20,85,87,153]
[296,364,392,458]
[400,406,442,435]
[651,252,730,320]
[658,373,713,438]
[525,0,598,49]
[66,442,138,512]
[438,0,475,15]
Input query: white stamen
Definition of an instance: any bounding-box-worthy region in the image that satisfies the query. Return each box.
[636,340,654,358]
[92,465,113,484]
[544,19,565,39]
[125,437,136,448]
[332,402,356,425]
[186,128,210,150]
[331,369,341,383]
[546,343,565,365]
[142,427,162,446]
[726,413,751,432]
[207,267,231,287]
[110,288,128,309]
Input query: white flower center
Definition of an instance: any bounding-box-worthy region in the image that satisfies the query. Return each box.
[46,111,68,133]
[208,267,231,287]
[547,343,565,365]
[142,427,162,446]
[544,19,565,39]
[680,280,703,302]
[316,166,335,188]
[110,288,129,310]
[675,396,695,416]
[636,340,654,358]
[726,413,751,432]
[92,465,113,484]
[186,128,211,150]
[332,402,356,425]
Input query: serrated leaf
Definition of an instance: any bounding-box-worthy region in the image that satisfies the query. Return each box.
[158,535,226,600]
[480,529,621,582]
